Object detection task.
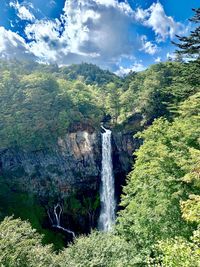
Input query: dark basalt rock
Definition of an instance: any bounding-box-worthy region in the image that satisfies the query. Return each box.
[0,128,101,197]
[0,118,142,234]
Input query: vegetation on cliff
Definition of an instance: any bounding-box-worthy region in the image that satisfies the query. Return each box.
[1,73,199,266]
[0,59,199,149]
[117,92,200,263]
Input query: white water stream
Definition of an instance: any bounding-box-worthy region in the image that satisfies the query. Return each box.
[48,204,75,238]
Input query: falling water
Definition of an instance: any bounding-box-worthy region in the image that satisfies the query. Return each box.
[48,204,75,238]
[98,126,116,232]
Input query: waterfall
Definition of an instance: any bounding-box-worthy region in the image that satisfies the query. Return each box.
[48,204,75,239]
[98,126,116,232]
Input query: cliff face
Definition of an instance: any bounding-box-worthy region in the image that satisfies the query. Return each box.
[0,125,101,198]
[0,122,140,235]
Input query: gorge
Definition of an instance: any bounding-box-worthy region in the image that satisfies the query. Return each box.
[0,59,155,247]
[0,5,199,263]
[0,119,141,246]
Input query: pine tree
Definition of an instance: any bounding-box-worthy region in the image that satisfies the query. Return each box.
[172,8,200,61]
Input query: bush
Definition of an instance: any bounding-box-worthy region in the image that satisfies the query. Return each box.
[0,217,55,267]
[58,231,140,267]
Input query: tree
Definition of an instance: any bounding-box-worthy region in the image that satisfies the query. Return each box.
[148,161,200,267]
[148,229,200,267]
[0,217,142,267]
[105,83,121,123]
[60,63,120,86]
[172,8,200,61]
[0,62,105,149]
[0,217,55,267]
[58,231,139,267]
[117,93,200,261]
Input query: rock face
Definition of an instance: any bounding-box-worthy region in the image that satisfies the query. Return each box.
[112,132,141,203]
[0,121,141,233]
[0,125,101,199]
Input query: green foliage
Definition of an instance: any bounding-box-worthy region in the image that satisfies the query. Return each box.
[58,231,139,267]
[0,176,66,250]
[0,64,104,149]
[63,193,100,231]
[104,83,121,123]
[149,199,200,267]
[0,58,199,149]
[67,80,104,121]
[60,63,120,86]
[0,218,140,267]
[117,92,200,261]
[0,217,55,267]
[119,62,200,122]
[1,50,200,266]
[0,71,68,148]
[181,195,200,223]
[148,185,200,267]
[172,8,200,61]
[148,228,200,267]
[1,215,199,267]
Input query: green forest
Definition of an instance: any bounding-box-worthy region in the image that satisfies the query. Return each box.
[1,58,199,149]
[0,7,200,267]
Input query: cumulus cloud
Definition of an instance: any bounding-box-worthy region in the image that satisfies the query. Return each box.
[115,62,145,76]
[0,0,187,70]
[22,0,138,67]
[0,26,34,60]
[140,35,158,55]
[94,0,133,13]
[24,19,62,62]
[10,1,35,22]
[155,57,161,63]
[135,2,184,42]
[94,0,116,7]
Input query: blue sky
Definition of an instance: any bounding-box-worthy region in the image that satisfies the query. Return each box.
[0,0,198,74]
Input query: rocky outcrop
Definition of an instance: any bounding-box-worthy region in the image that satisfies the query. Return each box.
[0,120,142,234]
[112,133,141,203]
[0,126,101,199]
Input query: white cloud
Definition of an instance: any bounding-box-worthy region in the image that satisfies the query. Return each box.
[22,0,138,67]
[24,19,62,62]
[135,2,184,42]
[50,0,56,6]
[94,0,116,7]
[10,1,35,22]
[61,0,135,58]
[0,26,34,60]
[10,20,15,28]
[2,0,185,71]
[155,57,161,63]
[140,35,158,55]
[166,52,176,61]
[115,62,145,76]
[135,7,148,21]
[93,0,132,13]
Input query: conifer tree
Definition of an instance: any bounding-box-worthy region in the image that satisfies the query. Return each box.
[172,8,200,60]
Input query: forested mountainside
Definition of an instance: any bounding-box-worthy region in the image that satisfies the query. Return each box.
[0,59,199,265]
[0,8,200,266]
[1,59,199,149]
